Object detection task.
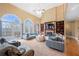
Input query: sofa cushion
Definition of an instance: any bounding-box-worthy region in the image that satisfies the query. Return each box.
[49,36,57,41]
[9,41,21,47]
[52,33,56,36]
[56,37,64,42]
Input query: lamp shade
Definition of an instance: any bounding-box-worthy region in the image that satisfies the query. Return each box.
[65,3,79,21]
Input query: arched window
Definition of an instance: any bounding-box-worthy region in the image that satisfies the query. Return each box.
[34,24,39,34]
[1,14,21,38]
[24,19,34,34]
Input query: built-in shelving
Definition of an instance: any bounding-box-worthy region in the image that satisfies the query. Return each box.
[56,21,64,35]
[40,21,64,35]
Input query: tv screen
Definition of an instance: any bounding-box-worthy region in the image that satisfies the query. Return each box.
[48,24,55,29]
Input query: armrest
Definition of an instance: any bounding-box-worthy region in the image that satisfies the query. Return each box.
[18,45,34,56]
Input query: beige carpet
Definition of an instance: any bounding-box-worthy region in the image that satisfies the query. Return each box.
[18,39,64,56]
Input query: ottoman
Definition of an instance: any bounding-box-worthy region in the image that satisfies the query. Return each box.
[36,35,45,42]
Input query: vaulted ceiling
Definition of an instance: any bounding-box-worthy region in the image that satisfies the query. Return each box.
[11,3,63,18]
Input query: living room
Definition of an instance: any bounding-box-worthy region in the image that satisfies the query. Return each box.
[0,3,79,56]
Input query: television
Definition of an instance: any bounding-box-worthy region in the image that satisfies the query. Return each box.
[45,23,55,30]
[46,32,52,36]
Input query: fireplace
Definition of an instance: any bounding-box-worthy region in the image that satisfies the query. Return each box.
[46,32,52,36]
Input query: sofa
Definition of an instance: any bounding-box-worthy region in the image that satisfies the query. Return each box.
[46,33,64,52]
[23,33,38,40]
[26,35,36,40]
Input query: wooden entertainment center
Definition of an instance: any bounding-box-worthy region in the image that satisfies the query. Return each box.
[40,21,64,35]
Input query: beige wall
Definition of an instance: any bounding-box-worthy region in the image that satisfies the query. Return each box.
[41,4,67,24]
[0,3,40,24]
[65,17,79,39]
[65,21,75,37]
[0,3,67,24]
[57,4,66,21]
[73,19,79,39]
[41,7,56,23]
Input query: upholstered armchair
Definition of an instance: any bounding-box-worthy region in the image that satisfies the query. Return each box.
[0,38,34,56]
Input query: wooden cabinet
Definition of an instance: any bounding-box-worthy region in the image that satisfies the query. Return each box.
[56,21,64,35]
[41,21,64,35]
[56,4,64,21]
